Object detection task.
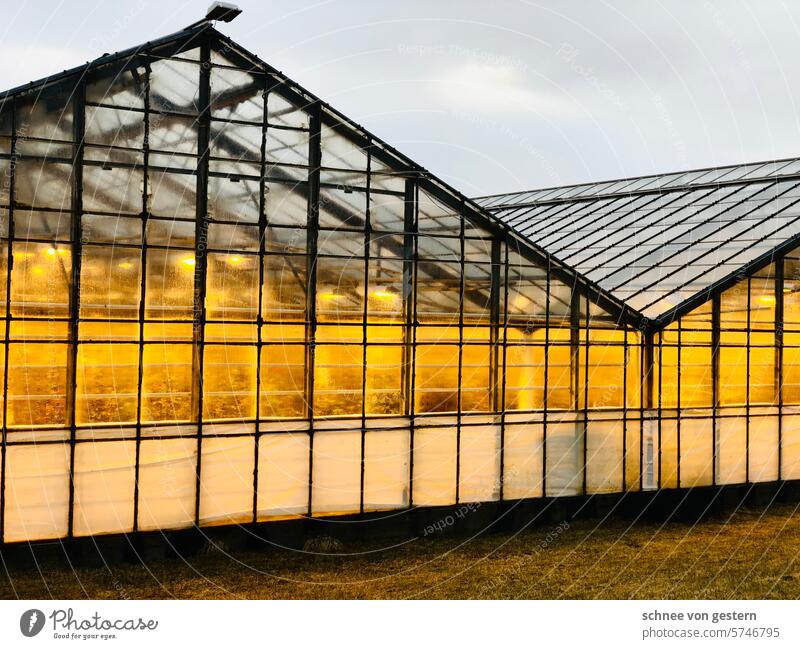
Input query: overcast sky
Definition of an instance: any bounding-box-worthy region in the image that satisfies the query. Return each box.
[2,0,800,196]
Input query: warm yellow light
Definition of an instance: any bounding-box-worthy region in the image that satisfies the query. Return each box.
[118,261,133,270]
[31,265,44,276]
[371,287,399,300]
[46,247,56,256]
[181,256,196,268]
[319,290,343,301]
[46,247,68,257]
[759,295,776,306]
[228,256,242,265]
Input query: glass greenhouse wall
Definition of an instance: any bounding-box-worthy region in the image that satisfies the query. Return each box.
[0,25,797,544]
[654,257,800,489]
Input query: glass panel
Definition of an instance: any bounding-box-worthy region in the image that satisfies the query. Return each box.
[205,252,259,320]
[416,261,460,325]
[266,128,309,166]
[17,84,73,141]
[260,342,306,418]
[785,256,800,330]
[14,160,72,210]
[367,257,404,323]
[83,213,142,244]
[365,345,403,415]
[263,255,306,322]
[7,342,69,426]
[146,217,195,248]
[750,265,775,330]
[316,256,365,322]
[319,185,367,229]
[256,433,309,518]
[265,181,307,226]
[462,263,492,324]
[211,123,262,162]
[79,245,141,319]
[150,58,200,114]
[414,344,459,413]
[211,65,263,123]
[144,248,195,320]
[750,333,776,405]
[461,344,491,411]
[86,66,146,109]
[371,190,407,231]
[581,330,625,409]
[418,189,460,234]
[148,169,196,219]
[11,242,71,318]
[85,105,144,149]
[547,331,573,410]
[208,174,260,223]
[505,341,545,411]
[75,343,139,424]
[202,342,257,420]
[267,91,309,129]
[719,345,747,406]
[313,342,363,417]
[680,342,712,408]
[141,342,193,422]
[658,344,678,409]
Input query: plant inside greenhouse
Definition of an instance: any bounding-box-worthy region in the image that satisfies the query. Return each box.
[0,14,799,547]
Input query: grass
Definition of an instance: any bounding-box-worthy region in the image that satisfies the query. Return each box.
[3,501,800,599]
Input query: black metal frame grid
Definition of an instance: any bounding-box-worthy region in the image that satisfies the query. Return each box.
[0,27,644,541]
[6,24,800,543]
[483,171,800,324]
[652,252,800,490]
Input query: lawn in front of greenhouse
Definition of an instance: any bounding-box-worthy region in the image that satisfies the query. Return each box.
[2,501,800,599]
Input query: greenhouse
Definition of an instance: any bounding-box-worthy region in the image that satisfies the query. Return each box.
[0,18,798,545]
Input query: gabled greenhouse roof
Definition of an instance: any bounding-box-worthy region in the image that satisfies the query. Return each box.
[0,22,642,329]
[475,157,800,322]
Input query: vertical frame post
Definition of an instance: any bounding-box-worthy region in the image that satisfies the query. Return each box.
[252,73,271,525]
[776,256,784,481]
[358,147,372,514]
[66,77,86,538]
[0,98,16,543]
[132,60,152,533]
[304,101,322,518]
[711,292,721,486]
[192,37,212,527]
[403,179,417,509]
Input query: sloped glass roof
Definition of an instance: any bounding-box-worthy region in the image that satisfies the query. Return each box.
[475,158,800,319]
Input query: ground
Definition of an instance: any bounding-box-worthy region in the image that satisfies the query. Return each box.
[2,502,800,599]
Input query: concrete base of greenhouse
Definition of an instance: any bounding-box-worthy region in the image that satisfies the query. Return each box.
[2,480,799,567]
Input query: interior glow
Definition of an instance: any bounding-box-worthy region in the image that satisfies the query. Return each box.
[2,24,797,546]
[319,290,344,301]
[370,286,399,300]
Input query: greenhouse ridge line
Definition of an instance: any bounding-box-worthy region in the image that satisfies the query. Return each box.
[474,155,800,209]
